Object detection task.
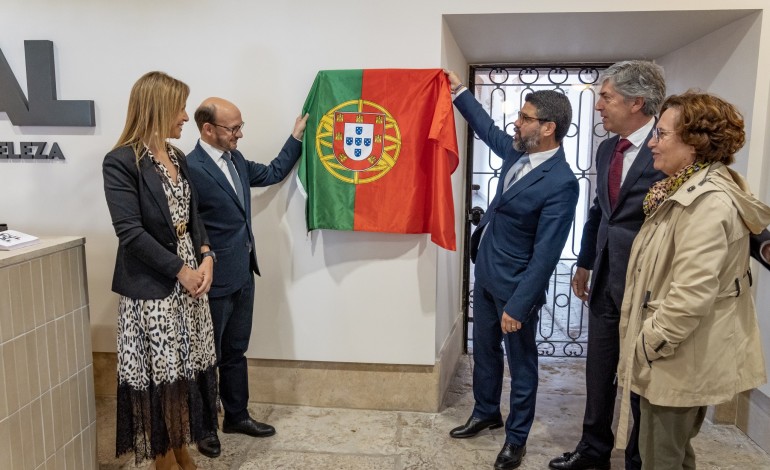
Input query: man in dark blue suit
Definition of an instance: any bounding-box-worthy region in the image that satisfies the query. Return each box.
[186,97,308,458]
[445,70,579,470]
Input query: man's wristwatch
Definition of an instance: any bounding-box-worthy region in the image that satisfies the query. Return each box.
[201,251,217,263]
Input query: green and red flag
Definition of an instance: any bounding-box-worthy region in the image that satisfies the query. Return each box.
[298,69,459,250]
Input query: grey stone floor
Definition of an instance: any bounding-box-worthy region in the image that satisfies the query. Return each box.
[97,356,770,469]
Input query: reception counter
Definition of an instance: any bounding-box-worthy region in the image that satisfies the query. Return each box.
[0,237,96,469]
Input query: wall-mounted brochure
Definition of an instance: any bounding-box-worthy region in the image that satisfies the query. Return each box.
[0,230,40,251]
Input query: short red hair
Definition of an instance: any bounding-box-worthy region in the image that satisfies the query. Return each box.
[661,91,745,165]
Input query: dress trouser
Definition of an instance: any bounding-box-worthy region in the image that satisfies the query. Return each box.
[639,397,706,470]
[576,267,641,469]
[471,283,539,446]
[207,275,255,424]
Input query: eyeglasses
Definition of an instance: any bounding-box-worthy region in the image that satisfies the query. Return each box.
[212,122,245,135]
[652,127,674,142]
[517,111,549,124]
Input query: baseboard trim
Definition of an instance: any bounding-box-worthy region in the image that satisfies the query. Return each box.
[436,311,465,410]
[93,324,463,413]
[737,389,770,453]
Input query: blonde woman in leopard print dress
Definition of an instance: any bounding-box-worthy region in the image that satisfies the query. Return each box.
[103,71,218,470]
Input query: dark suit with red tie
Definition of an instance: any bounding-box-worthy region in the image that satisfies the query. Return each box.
[576,131,663,468]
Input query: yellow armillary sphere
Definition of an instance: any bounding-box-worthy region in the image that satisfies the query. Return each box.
[314,99,402,184]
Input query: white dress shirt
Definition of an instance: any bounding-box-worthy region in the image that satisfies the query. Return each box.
[620,117,655,184]
[198,139,239,191]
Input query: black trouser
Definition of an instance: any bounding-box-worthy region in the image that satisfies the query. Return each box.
[576,269,641,469]
[208,276,255,424]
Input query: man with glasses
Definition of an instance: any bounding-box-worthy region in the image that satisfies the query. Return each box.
[445,70,579,470]
[550,61,770,470]
[548,60,666,470]
[186,97,308,458]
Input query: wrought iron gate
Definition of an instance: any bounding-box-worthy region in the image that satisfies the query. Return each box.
[461,64,612,357]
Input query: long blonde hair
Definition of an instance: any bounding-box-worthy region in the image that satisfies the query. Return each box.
[113,71,189,159]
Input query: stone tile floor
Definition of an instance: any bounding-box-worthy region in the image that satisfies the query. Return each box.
[97,356,770,469]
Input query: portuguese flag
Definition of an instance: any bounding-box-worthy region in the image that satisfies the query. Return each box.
[298,69,459,250]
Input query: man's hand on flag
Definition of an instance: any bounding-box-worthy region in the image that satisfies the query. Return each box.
[293,113,310,140]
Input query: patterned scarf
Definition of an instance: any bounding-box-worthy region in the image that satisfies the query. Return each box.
[643,161,710,216]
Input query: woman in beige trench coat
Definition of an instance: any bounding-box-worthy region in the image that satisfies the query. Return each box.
[615,91,770,470]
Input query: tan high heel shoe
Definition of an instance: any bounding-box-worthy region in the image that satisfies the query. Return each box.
[154,449,181,470]
[173,446,197,470]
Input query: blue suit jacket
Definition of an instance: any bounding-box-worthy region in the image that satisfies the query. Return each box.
[577,131,664,308]
[455,91,579,322]
[186,137,301,297]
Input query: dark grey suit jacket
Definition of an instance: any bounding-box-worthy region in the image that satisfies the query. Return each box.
[186,137,301,298]
[577,132,664,309]
[103,145,209,299]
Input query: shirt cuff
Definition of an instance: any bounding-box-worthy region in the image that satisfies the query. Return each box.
[761,239,770,263]
[451,86,468,101]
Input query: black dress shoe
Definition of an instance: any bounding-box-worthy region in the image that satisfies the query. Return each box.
[222,417,276,437]
[494,442,526,469]
[196,433,221,458]
[449,415,504,438]
[548,450,610,470]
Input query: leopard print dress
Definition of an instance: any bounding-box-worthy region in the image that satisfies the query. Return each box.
[115,149,218,463]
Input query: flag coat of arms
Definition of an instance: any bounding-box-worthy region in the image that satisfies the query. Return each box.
[298,69,459,250]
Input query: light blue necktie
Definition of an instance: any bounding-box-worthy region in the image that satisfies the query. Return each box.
[503,155,530,192]
[477,155,531,249]
[222,151,245,207]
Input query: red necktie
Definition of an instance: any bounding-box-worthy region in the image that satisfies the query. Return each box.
[608,138,632,209]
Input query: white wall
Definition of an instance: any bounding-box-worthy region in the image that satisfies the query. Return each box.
[749,13,770,399]
[658,12,762,176]
[1,0,452,365]
[2,1,770,371]
[434,19,468,357]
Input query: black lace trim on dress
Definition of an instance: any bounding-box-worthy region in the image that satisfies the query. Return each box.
[116,365,218,464]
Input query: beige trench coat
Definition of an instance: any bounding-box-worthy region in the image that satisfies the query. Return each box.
[615,163,770,449]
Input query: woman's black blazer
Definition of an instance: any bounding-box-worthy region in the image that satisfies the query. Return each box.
[103,145,209,299]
